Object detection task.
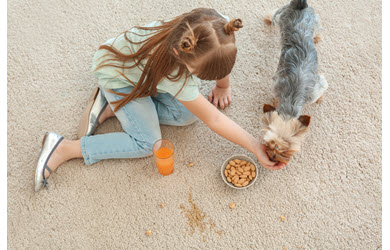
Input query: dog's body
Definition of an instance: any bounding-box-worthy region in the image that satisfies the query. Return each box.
[262,0,328,164]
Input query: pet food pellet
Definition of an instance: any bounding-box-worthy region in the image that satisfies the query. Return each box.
[250,165,255,171]
[234,159,241,164]
[240,160,247,165]
[224,170,228,177]
[244,166,251,171]
[187,162,194,167]
[229,161,236,166]
[238,167,244,173]
[230,169,236,176]
[246,162,251,167]
[230,202,235,209]
[239,175,246,179]
[238,178,245,184]
[235,183,242,187]
[283,247,287,250]
[231,166,236,172]
[249,175,253,181]
[243,171,250,176]
[242,181,249,187]
[227,177,232,182]
[146,230,152,236]
[226,164,231,170]
[252,172,256,178]
[298,246,302,248]
[280,215,286,222]
[161,202,165,208]
[233,176,239,183]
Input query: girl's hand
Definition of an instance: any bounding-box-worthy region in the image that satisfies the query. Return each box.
[255,143,287,170]
[208,85,232,109]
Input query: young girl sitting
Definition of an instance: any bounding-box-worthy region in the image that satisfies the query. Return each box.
[35,8,285,191]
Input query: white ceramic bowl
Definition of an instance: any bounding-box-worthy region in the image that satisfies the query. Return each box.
[221,155,259,189]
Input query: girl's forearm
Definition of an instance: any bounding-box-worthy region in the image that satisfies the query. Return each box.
[206,111,260,155]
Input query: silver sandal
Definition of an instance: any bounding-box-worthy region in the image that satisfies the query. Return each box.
[34,132,64,191]
[78,87,108,138]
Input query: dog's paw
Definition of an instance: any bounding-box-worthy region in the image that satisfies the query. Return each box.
[314,34,322,44]
[264,13,273,25]
[315,95,325,104]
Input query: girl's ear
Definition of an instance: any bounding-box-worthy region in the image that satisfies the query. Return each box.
[173,48,179,56]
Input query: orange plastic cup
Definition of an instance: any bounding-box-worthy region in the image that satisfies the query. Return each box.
[152,139,175,176]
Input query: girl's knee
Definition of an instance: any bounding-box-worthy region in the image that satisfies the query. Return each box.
[178,110,197,126]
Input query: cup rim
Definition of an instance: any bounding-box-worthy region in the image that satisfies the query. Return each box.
[153,139,174,159]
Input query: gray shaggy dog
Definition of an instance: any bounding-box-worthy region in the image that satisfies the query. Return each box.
[261,0,328,164]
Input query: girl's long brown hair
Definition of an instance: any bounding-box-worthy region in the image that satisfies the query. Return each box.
[94,8,243,111]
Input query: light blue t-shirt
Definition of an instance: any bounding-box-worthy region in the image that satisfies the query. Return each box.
[91,12,230,101]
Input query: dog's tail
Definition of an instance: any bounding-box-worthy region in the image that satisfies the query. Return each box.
[290,0,308,10]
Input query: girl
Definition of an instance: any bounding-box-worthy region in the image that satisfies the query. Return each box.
[35,8,285,192]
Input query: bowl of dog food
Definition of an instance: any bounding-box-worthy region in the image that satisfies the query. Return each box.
[221,155,258,189]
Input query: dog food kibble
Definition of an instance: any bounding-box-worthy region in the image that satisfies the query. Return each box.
[146,230,152,236]
[187,162,194,167]
[161,202,165,208]
[280,215,286,222]
[224,158,257,188]
[230,202,235,209]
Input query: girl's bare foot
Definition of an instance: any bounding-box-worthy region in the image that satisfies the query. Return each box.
[98,104,115,124]
[44,139,82,178]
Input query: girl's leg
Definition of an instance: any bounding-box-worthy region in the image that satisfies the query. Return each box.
[44,140,82,178]
[80,86,162,165]
[152,92,197,126]
[43,85,161,177]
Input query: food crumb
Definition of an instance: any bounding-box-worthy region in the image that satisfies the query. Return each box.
[298,246,302,248]
[280,215,286,222]
[187,162,194,167]
[283,247,287,250]
[146,230,152,236]
[161,202,165,208]
[229,203,235,209]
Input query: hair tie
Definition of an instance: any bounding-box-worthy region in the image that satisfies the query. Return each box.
[224,18,243,35]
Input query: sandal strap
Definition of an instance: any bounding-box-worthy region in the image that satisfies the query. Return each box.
[44,165,53,174]
[41,136,64,189]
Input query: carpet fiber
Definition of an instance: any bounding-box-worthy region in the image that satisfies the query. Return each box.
[7,0,382,248]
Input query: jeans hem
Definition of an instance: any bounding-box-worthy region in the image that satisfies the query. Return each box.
[81,137,94,165]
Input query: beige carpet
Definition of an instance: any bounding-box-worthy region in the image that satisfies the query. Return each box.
[7,0,382,248]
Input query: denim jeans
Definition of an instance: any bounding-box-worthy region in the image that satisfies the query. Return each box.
[80,86,197,165]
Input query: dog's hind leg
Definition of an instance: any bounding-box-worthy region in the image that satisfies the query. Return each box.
[313,13,322,44]
[313,34,322,44]
[310,75,328,104]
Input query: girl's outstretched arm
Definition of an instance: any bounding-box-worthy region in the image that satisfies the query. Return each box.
[180,93,286,170]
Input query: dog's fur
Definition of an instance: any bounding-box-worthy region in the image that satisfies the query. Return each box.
[262,0,328,164]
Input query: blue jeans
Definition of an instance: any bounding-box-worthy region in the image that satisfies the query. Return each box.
[80,86,197,165]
